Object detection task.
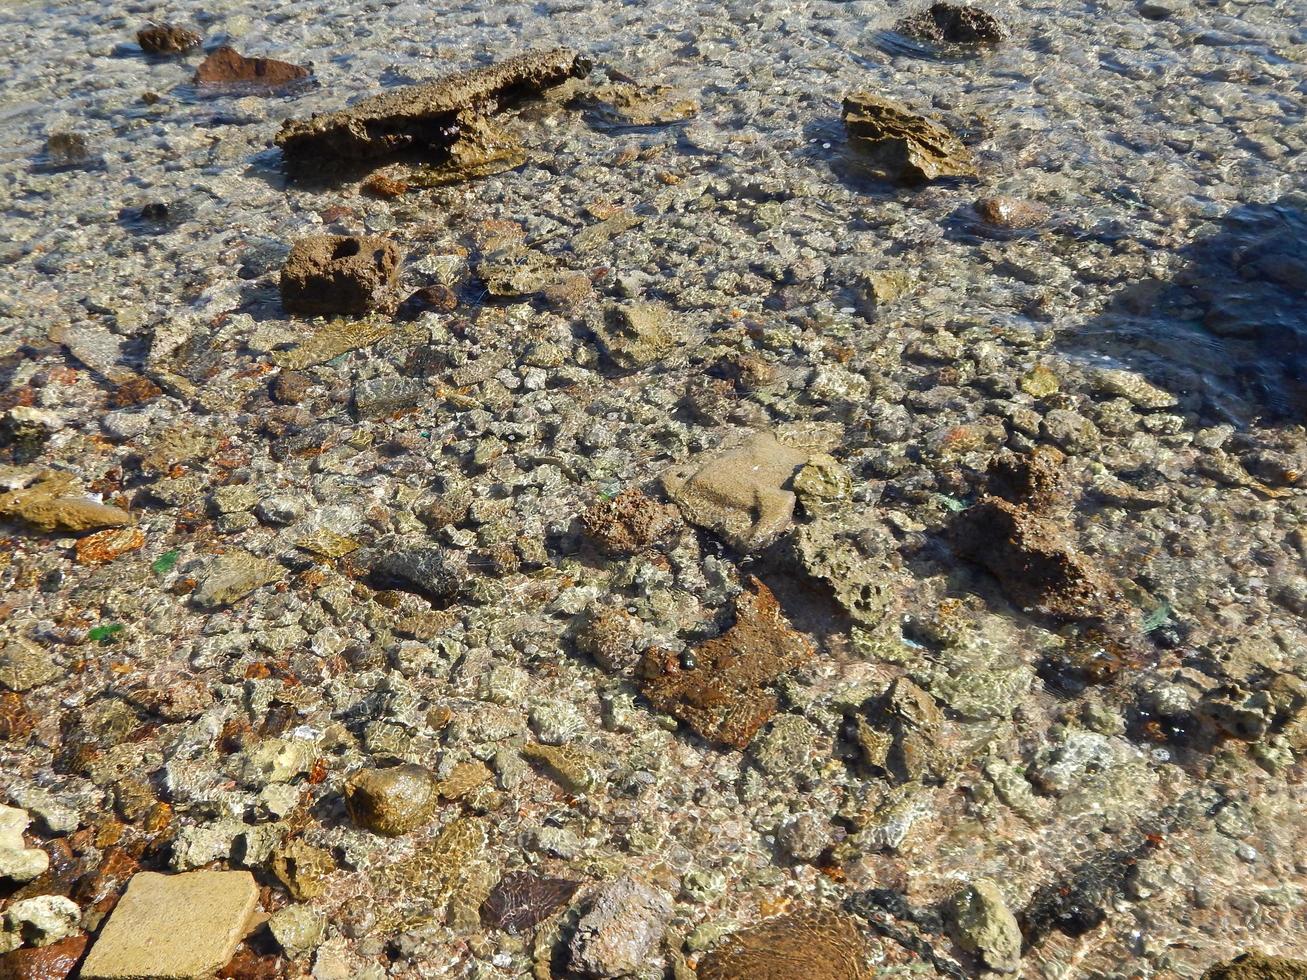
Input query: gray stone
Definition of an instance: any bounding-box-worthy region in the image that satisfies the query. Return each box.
[269,903,326,959]
[949,879,1022,973]
[3,894,81,948]
[0,805,49,883]
[569,875,673,977]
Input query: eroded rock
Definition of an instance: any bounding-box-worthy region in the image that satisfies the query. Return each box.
[897,3,1010,45]
[843,92,976,182]
[580,489,680,556]
[280,235,402,316]
[0,475,131,533]
[696,909,872,980]
[949,879,1022,973]
[136,22,201,54]
[345,764,441,837]
[568,875,673,978]
[639,577,814,748]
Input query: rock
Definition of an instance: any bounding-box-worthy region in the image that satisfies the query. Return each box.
[749,714,820,776]
[843,92,976,183]
[272,318,396,370]
[790,519,896,626]
[1089,367,1178,409]
[791,454,853,517]
[0,640,59,693]
[953,496,1128,625]
[639,577,814,749]
[275,49,590,172]
[401,116,528,187]
[371,547,468,604]
[192,550,285,610]
[280,235,402,316]
[136,23,201,54]
[269,839,335,902]
[580,489,679,556]
[593,302,684,370]
[1200,952,1307,980]
[575,80,698,127]
[777,813,833,862]
[79,871,258,978]
[2,897,80,949]
[344,764,440,837]
[568,876,673,978]
[520,743,607,794]
[352,377,427,419]
[661,433,809,553]
[193,46,310,88]
[372,817,491,934]
[576,605,646,673]
[949,879,1022,973]
[696,909,871,980]
[268,905,326,960]
[897,3,1009,44]
[985,445,1067,513]
[0,806,49,884]
[0,934,88,979]
[269,372,312,405]
[974,195,1048,230]
[480,871,580,934]
[0,476,130,533]
[0,693,35,744]
[42,133,95,169]
[856,678,953,783]
[240,737,314,787]
[74,527,145,566]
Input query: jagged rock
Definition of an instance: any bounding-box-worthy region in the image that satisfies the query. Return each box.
[0,934,88,979]
[344,764,441,837]
[949,879,1022,973]
[568,876,673,978]
[696,909,871,980]
[593,302,684,369]
[639,577,814,749]
[580,489,680,555]
[402,116,527,187]
[661,433,810,553]
[192,550,286,610]
[275,49,590,172]
[79,871,258,978]
[791,519,897,626]
[575,80,698,126]
[193,46,310,88]
[280,235,402,316]
[897,3,1010,45]
[0,805,49,883]
[136,22,201,54]
[974,195,1048,229]
[843,92,976,182]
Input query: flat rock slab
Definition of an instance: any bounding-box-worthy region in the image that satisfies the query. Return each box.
[80,870,258,979]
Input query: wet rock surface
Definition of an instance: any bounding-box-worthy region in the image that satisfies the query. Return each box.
[135,23,202,55]
[279,234,402,316]
[897,3,1010,46]
[843,92,977,182]
[696,909,871,980]
[192,46,311,89]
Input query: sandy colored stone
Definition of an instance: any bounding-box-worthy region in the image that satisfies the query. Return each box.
[280,235,402,316]
[1201,952,1307,980]
[79,870,258,979]
[193,46,309,87]
[696,908,871,980]
[661,433,809,553]
[0,476,130,533]
[843,92,976,182]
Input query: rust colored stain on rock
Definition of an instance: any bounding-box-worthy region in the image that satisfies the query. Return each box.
[639,577,814,749]
[0,934,89,980]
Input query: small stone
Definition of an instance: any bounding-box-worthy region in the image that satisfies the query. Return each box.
[192,550,285,610]
[580,489,679,556]
[0,639,59,693]
[661,433,810,553]
[1019,364,1060,398]
[843,92,976,182]
[352,377,427,419]
[1040,408,1100,453]
[520,743,607,794]
[1089,367,1178,409]
[270,372,312,405]
[79,871,258,978]
[0,477,131,533]
[568,876,673,978]
[270,839,335,901]
[975,195,1048,230]
[792,453,853,517]
[3,896,80,949]
[593,302,684,370]
[371,547,467,604]
[949,879,1022,973]
[268,904,326,960]
[0,805,49,883]
[74,527,145,566]
[193,46,310,88]
[0,934,88,979]
[136,23,201,54]
[281,235,402,316]
[897,3,1010,44]
[344,765,440,837]
[777,813,833,862]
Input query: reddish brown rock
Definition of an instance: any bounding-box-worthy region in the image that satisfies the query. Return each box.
[74,527,145,566]
[136,23,201,55]
[0,691,35,742]
[985,445,1067,513]
[0,934,89,980]
[194,46,310,88]
[639,577,814,749]
[280,235,402,316]
[975,195,1049,230]
[1200,952,1307,980]
[580,489,680,556]
[696,909,872,980]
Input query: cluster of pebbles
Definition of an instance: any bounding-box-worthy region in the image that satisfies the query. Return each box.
[0,0,1305,977]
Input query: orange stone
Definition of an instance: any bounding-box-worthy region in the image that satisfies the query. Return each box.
[75,527,145,566]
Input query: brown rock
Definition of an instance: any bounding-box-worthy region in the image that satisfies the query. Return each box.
[1201,952,1307,980]
[362,173,409,198]
[108,375,162,408]
[136,23,201,55]
[897,3,1010,45]
[953,496,1128,624]
[843,92,976,183]
[78,871,259,980]
[580,489,680,556]
[696,909,872,980]
[639,577,814,749]
[0,477,131,533]
[0,691,36,742]
[0,934,89,980]
[344,764,440,837]
[975,195,1049,230]
[269,372,311,406]
[193,46,310,88]
[280,235,402,316]
[269,839,334,901]
[275,49,590,172]
[74,527,145,566]
[985,446,1067,513]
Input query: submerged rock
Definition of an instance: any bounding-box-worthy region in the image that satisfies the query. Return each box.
[949,879,1022,973]
[79,871,258,979]
[897,3,1010,45]
[344,764,441,837]
[481,871,580,935]
[568,876,673,978]
[974,194,1048,229]
[401,116,528,187]
[275,48,590,172]
[580,488,680,556]
[639,577,814,748]
[280,235,403,316]
[0,805,49,883]
[696,909,872,980]
[1200,952,1307,980]
[843,92,976,183]
[136,22,202,54]
[191,550,286,610]
[593,301,684,370]
[661,432,810,553]
[576,80,699,126]
[193,46,310,88]
[0,476,131,533]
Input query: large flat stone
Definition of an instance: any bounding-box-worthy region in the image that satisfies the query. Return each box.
[80,870,258,979]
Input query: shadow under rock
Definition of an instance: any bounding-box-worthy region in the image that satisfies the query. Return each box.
[1056,194,1307,428]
